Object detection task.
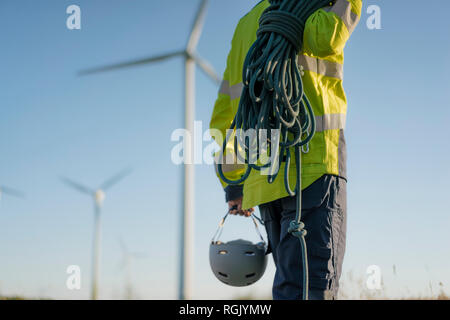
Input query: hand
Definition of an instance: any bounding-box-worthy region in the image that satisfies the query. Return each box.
[228,197,254,217]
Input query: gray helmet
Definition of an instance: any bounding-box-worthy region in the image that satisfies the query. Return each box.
[209,213,268,287]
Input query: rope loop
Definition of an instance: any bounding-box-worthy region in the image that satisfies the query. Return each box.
[257,11,305,52]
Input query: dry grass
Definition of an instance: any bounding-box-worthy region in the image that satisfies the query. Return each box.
[338,269,449,300]
[0,296,26,300]
[233,291,450,300]
[233,269,450,300]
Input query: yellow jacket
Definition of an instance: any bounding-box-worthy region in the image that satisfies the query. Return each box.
[210,0,362,209]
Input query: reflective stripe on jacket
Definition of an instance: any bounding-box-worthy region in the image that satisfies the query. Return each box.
[210,0,362,209]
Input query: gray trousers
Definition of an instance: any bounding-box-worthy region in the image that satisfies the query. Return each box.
[259,175,347,300]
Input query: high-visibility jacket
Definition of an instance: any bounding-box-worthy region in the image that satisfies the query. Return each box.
[210,0,362,210]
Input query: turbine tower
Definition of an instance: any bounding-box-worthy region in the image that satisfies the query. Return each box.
[78,0,219,300]
[61,168,132,300]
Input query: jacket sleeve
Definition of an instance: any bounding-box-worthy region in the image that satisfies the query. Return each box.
[209,27,246,202]
[304,0,363,57]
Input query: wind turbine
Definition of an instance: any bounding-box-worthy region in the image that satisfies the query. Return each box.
[60,168,132,300]
[78,0,219,300]
[118,237,147,300]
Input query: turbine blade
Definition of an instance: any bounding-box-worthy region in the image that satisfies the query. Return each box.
[0,186,25,198]
[100,167,133,191]
[78,51,185,76]
[193,54,221,84]
[187,0,209,52]
[60,177,93,195]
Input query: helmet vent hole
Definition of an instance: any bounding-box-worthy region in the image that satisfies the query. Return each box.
[218,272,228,278]
[245,251,255,256]
[219,250,228,255]
[245,273,256,278]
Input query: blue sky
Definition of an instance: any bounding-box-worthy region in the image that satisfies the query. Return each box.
[0,0,449,299]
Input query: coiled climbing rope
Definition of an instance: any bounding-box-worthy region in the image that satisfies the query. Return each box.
[217,0,335,300]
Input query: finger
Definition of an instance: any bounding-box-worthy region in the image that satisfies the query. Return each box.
[228,203,239,215]
[241,209,251,217]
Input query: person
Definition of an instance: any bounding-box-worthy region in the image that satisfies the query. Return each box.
[210,0,362,300]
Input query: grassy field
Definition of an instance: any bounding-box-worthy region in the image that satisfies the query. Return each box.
[2,274,449,300]
[1,293,448,300]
